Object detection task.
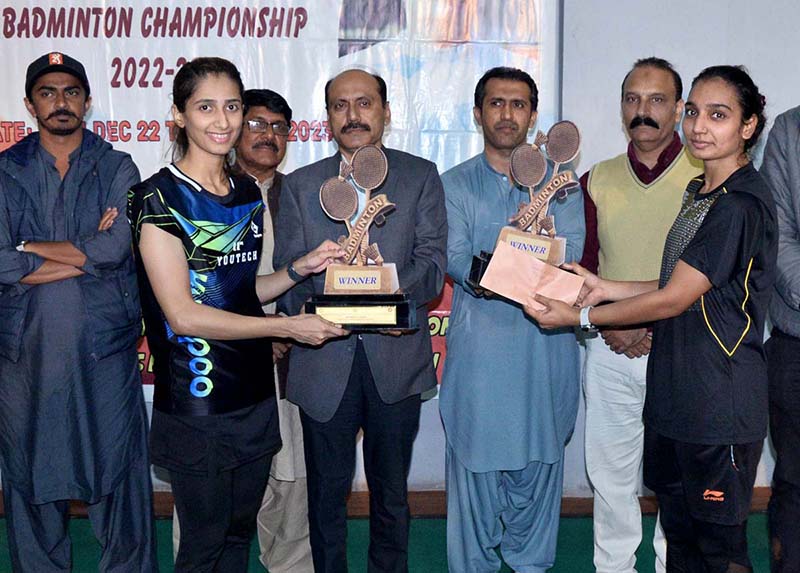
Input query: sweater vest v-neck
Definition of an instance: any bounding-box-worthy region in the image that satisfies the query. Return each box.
[587,148,703,281]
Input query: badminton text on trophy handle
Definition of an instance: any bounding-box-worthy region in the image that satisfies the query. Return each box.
[510,171,575,232]
[341,194,395,264]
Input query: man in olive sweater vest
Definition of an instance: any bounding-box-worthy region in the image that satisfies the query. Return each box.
[579,57,702,573]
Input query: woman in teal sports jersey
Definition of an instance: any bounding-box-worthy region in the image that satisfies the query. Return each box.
[526,66,776,572]
[129,57,347,571]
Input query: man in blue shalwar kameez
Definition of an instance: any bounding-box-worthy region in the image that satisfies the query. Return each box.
[0,53,156,572]
[439,67,584,572]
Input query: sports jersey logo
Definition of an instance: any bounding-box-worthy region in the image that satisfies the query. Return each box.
[169,204,261,260]
[177,335,214,398]
[251,220,262,238]
[703,489,725,502]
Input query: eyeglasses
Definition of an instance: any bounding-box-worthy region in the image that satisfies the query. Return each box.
[246,119,291,136]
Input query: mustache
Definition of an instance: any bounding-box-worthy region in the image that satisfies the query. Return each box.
[46,109,79,121]
[252,141,279,152]
[341,122,370,133]
[493,121,518,130]
[629,115,660,130]
[47,109,79,121]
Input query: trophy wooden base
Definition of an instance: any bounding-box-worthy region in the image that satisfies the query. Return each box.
[306,293,418,332]
[497,227,566,266]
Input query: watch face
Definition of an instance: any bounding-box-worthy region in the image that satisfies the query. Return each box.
[580,306,593,330]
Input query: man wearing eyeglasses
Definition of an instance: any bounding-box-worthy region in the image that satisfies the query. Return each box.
[238,89,314,573]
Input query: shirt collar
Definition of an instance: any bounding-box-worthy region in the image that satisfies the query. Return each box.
[627,131,683,185]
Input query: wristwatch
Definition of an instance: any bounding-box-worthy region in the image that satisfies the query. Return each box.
[15,240,27,252]
[579,305,596,332]
[287,262,305,283]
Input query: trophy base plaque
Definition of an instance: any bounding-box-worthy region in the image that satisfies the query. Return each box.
[310,263,417,332]
[306,293,418,332]
[323,263,399,294]
[497,227,566,266]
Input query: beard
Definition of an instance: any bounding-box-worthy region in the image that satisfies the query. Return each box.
[41,123,81,136]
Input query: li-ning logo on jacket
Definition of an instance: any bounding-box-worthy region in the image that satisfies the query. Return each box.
[703,489,725,502]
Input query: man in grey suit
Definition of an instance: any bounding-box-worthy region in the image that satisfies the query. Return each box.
[273,69,447,573]
[761,105,800,573]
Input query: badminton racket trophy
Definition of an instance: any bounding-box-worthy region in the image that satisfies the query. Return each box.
[305,144,418,331]
[468,121,582,293]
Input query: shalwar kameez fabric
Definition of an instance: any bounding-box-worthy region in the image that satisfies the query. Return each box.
[760,105,800,573]
[0,130,157,572]
[580,135,701,573]
[130,165,280,572]
[643,164,776,571]
[253,172,314,573]
[439,153,585,572]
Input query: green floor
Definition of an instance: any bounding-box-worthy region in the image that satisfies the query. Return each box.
[0,514,772,571]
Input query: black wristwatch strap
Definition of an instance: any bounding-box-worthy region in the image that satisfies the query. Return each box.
[287,263,305,283]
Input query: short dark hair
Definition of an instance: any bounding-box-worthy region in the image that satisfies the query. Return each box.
[621,57,683,102]
[324,69,388,108]
[691,65,767,154]
[243,89,293,123]
[474,67,538,110]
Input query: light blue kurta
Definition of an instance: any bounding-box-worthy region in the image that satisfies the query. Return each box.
[439,153,585,473]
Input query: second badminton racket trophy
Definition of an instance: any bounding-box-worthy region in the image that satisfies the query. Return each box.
[468,121,582,293]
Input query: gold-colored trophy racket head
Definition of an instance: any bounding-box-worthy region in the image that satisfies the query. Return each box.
[351,144,388,190]
[510,144,547,188]
[320,177,358,222]
[545,120,581,165]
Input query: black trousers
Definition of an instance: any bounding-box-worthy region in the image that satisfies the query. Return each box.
[766,329,800,573]
[170,452,273,573]
[644,428,761,573]
[301,340,422,573]
[2,453,157,573]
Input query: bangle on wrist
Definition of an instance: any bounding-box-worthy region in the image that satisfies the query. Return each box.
[580,305,596,332]
[287,262,305,283]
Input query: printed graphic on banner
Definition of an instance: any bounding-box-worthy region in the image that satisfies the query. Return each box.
[2,0,554,386]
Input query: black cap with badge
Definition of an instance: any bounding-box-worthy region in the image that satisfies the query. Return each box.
[25,52,91,100]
